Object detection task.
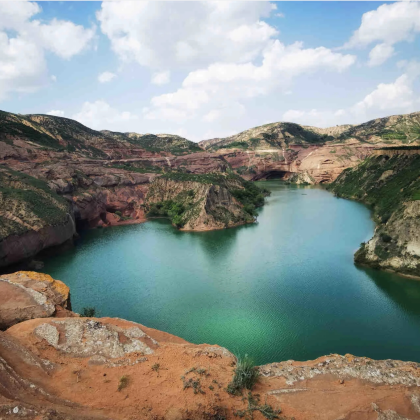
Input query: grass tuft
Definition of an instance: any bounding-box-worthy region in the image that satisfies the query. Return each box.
[227,354,259,395]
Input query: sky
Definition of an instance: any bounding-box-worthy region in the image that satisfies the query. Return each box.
[1,1,420,141]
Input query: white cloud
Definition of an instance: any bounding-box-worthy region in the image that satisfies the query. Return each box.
[34,19,95,60]
[346,2,420,48]
[352,62,420,116]
[144,40,356,123]
[368,43,394,67]
[151,71,170,85]
[344,2,420,66]
[282,62,420,127]
[47,110,65,117]
[0,1,95,101]
[72,100,138,130]
[97,1,277,69]
[98,71,116,83]
[0,32,47,101]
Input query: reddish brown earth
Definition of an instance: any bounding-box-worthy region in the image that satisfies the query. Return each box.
[218,141,383,183]
[1,272,420,420]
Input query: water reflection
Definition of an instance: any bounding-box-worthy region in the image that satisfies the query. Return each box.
[360,265,420,318]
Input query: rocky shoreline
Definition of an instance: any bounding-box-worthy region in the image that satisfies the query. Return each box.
[328,149,420,278]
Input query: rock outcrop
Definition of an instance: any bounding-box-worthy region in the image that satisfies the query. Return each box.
[0,167,76,268]
[1,271,420,420]
[199,111,420,183]
[0,271,71,330]
[328,149,420,277]
[145,174,267,230]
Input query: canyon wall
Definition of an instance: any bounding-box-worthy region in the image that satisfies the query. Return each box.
[1,109,420,269]
[328,150,420,277]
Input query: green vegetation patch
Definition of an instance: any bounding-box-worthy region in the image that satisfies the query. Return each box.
[126,134,202,155]
[328,154,420,224]
[0,167,70,240]
[147,198,190,227]
[109,163,163,174]
[227,354,260,396]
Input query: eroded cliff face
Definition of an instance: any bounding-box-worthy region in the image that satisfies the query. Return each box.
[1,271,420,420]
[329,151,420,277]
[0,167,76,268]
[145,175,261,230]
[199,112,420,184]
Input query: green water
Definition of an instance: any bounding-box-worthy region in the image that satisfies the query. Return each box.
[42,182,420,365]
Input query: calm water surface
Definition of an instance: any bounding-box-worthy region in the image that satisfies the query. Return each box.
[42,182,420,364]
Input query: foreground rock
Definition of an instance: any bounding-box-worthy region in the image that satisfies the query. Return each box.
[1,271,420,420]
[328,148,420,277]
[0,271,71,329]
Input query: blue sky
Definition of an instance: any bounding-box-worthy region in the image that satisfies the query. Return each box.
[1,1,419,141]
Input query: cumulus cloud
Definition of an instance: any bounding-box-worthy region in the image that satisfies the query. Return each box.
[72,100,138,130]
[151,71,170,85]
[368,43,394,67]
[46,110,65,117]
[345,2,420,66]
[346,2,420,48]
[97,2,277,69]
[282,62,420,127]
[352,62,420,116]
[34,19,96,60]
[0,1,95,101]
[144,40,356,123]
[98,71,116,83]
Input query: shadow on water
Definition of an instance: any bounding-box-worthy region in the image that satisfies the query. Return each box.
[359,265,420,318]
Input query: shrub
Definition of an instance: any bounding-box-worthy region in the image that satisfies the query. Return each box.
[81,307,96,317]
[227,354,259,395]
[117,375,129,392]
[380,232,392,243]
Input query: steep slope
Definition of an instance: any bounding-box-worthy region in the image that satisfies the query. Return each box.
[0,167,75,268]
[0,111,113,158]
[328,148,420,277]
[145,173,269,230]
[338,111,420,145]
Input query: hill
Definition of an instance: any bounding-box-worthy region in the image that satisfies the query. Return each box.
[199,111,420,151]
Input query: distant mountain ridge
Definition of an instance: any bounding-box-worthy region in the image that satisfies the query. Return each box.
[199,111,420,151]
[0,110,200,158]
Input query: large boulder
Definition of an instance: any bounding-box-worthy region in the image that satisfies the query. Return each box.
[0,271,71,330]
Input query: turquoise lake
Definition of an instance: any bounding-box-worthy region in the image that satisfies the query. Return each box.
[42,181,420,365]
